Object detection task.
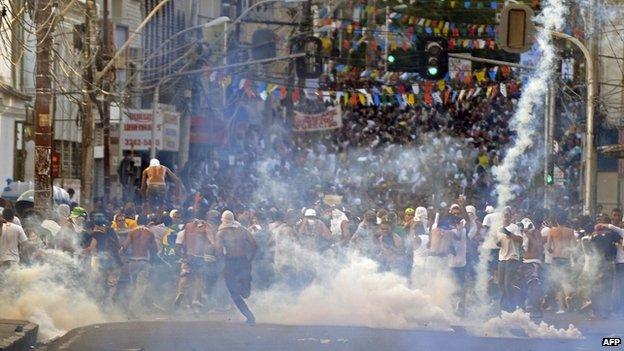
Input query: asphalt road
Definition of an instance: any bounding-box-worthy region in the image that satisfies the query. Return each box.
[40,317,621,351]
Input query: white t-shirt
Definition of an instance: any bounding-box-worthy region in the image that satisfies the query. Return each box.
[541,227,552,264]
[481,212,502,250]
[175,230,186,245]
[607,224,624,264]
[0,222,28,263]
[496,223,522,261]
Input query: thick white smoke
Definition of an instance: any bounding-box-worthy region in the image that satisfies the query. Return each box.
[252,242,457,330]
[0,250,120,340]
[477,310,582,339]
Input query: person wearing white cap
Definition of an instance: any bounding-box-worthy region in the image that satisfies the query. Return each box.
[481,205,504,295]
[518,217,544,318]
[140,158,182,211]
[495,208,523,312]
[297,208,332,250]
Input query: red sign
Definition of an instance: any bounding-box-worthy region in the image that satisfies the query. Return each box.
[190,116,228,145]
[292,108,342,132]
[51,151,61,178]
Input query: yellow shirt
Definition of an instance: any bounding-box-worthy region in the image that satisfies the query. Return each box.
[111,218,138,231]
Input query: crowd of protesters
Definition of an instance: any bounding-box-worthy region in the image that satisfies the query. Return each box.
[0,94,601,324]
[1,185,623,322]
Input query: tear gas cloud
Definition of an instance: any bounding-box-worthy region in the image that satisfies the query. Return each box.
[0,250,121,340]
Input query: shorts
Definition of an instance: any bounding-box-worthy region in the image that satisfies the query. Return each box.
[180,256,206,277]
[146,184,167,206]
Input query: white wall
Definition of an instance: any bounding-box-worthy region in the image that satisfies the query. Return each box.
[0,112,16,183]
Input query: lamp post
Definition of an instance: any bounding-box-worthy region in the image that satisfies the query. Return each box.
[383,4,407,72]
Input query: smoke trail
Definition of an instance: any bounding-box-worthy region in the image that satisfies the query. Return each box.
[471,0,568,317]
[493,0,566,207]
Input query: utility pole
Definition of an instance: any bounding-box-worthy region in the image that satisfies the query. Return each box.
[102,0,112,203]
[81,0,96,210]
[34,0,55,214]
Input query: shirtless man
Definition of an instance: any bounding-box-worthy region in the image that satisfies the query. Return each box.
[174,209,216,309]
[216,210,258,324]
[121,214,158,313]
[140,158,181,211]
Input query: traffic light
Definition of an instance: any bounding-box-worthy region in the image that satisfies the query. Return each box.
[546,160,554,185]
[295,36,323,79]
[497,3,535,54]
[387,48,420,72]
[420,37,448,80]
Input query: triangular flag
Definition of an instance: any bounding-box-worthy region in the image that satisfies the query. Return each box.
[500,83,508,97]
[432,92,443,105]
[336,91,344,104]
[437,80,445,91]
[458,89,466,101]
[350,92,358,106]
[373,92,381,106]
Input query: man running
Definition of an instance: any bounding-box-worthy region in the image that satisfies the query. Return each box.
[174,209,215,309]
[121,215,158,314]
[216,210,257,324]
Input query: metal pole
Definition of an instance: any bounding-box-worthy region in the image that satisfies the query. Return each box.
[548,30,596,215]
[383,5,389,72]
[33,0,55,214]
[448,53,534,70]
[222,22,228,117]
[151,81,162,160]
[81,0,96,210]
[544,86,551,207]
[102,0,111,203]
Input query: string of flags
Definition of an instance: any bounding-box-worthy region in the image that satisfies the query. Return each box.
[205,69,521,108]
[316,15,500,54]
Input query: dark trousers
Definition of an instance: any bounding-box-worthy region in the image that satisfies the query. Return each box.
[591,261,615,318]
[224,257,255,323]
[499,259,521,312]
[614,263,624,315]
[519,262,543,315]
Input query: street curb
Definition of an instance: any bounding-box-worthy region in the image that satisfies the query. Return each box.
[0,320,38,351]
